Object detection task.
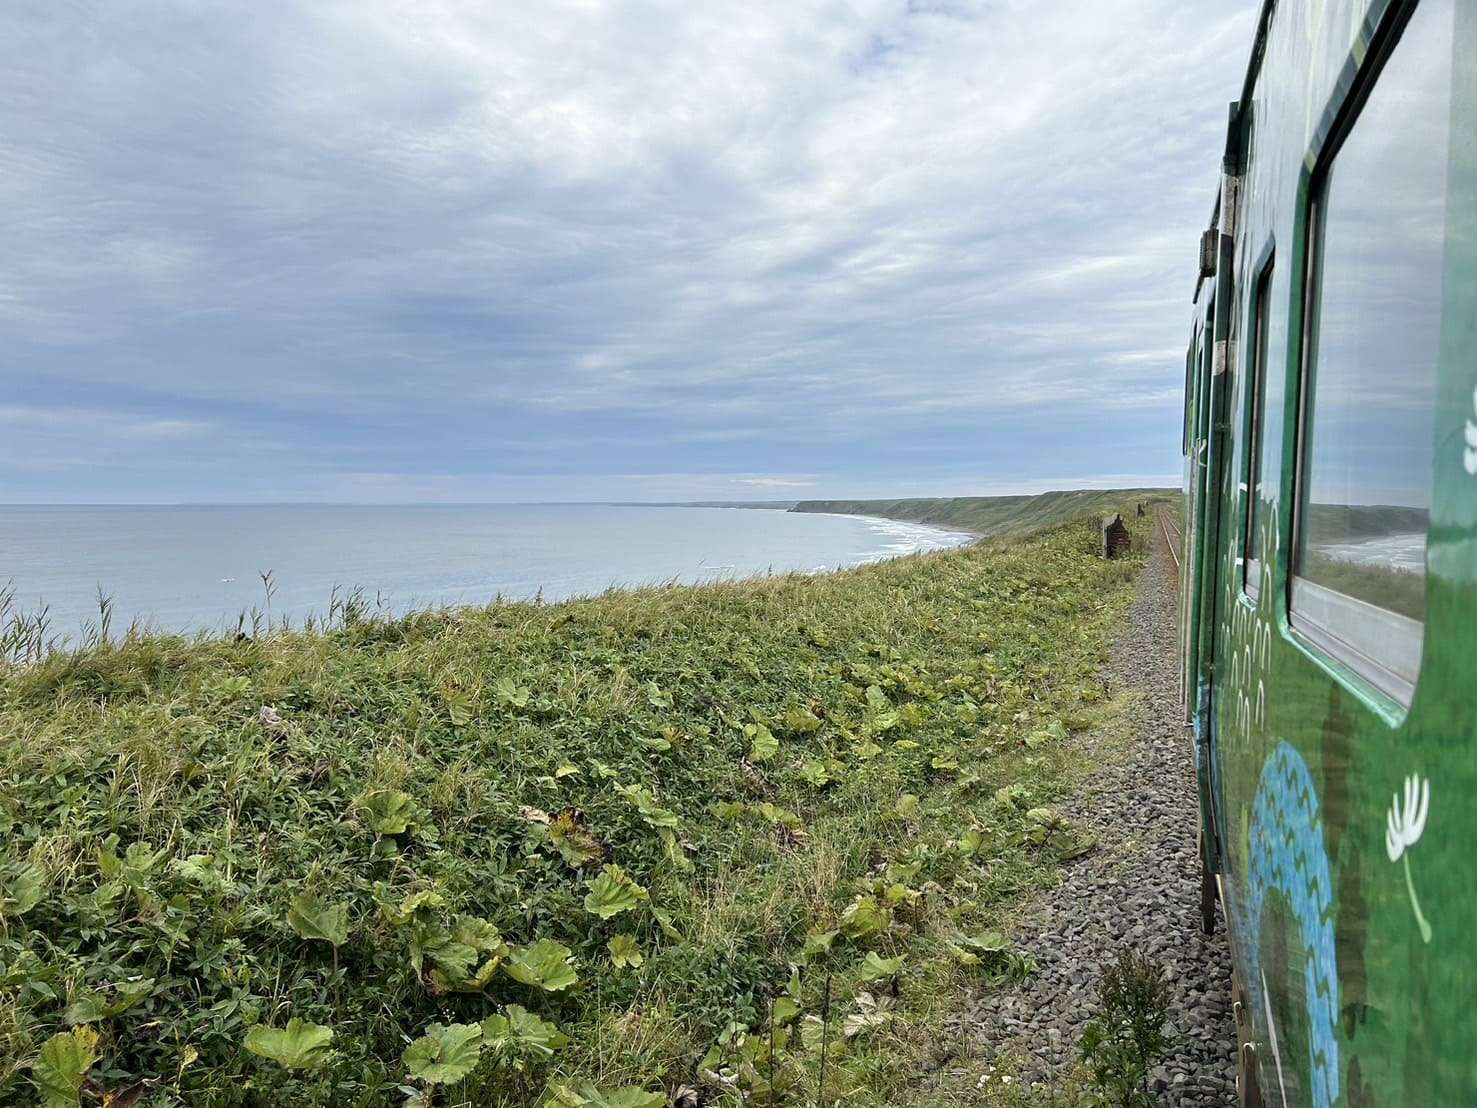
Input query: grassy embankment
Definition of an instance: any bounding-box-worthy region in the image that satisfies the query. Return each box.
[791,489,1174,537]
[1,511,1150,1107]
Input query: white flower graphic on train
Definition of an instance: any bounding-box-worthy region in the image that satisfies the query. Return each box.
[1386,774,1433,944]
[1464,384,1477,475]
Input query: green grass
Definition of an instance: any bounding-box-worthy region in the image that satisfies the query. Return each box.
[0,514,1148,1107]
[1300,553,1425,621]
[790,489,1174,537]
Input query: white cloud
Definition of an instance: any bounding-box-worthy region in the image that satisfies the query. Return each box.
[733,477,817,488]
[0,0,1256,501]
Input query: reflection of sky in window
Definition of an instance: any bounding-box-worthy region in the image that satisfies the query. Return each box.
[1299,0,1452,596]
[1303,0,1451,518]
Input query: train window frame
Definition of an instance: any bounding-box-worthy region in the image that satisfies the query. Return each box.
[1286,0,1445,710]
[1242,251,1274,602]
[1182,340,1195,456]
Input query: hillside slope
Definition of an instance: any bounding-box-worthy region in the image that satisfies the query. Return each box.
[0,515,1149,1106]
[791,488,1174,537]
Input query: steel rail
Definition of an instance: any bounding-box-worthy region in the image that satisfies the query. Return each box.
[1158,508,1183,571]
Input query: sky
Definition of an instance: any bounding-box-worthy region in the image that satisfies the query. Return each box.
[0,0,1256,504]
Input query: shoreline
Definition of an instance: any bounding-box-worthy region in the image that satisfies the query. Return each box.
[0,505,975,656]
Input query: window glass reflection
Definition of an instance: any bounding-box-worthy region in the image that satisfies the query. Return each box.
[1296,0,1453,626]
[1245,260,1273,582]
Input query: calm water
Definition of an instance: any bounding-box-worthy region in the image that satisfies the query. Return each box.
[0,504,973,641]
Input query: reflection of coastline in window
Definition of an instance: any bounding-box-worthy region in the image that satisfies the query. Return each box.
[1244,257,1274,598]
[1290,0,1452,702]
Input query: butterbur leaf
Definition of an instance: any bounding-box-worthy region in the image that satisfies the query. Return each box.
[994,783,1029,808]
[415,928,477,985]
[753,802,802,829]
[357,789,422,836]
[381,888,446,925]
[442,688,475,727]
[612,783,679,829]
[483,1005,569,1060]
[799,761,832,788]
[948,942,982,967]
[97,839,167,887]
[583,864,648,919]
[860,951,904,981]
[0,860,45,918]
[244,1018,335,1070]
[427,916,508,992]
[652,908,683,941]
[287,891,349,947]
[62,990,109,1027]
[800,930,839,962]
[171,854,225,889]
[32,1026,98,1107]
[551,1083,665,1108]
[960,930,1009,954]
[549,808,606,870]
[956,829,985,857]
[772,996,802,1025]
[450,915,507,957]
[504,938,579,992]
[745,722,779,763]
[608,933,643,969]
[783,706,822,734]
[839,895,889,939]
[402,1022,483,1085]
[843,992,894,1039]
[882,882,919,907]
[1050,827,1097,861]
[657,827,692,873]
[493,675,531,708]
[63,978,154,1025]
[892,793,921,821]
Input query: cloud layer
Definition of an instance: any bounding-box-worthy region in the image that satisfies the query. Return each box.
[0,0,1254,502]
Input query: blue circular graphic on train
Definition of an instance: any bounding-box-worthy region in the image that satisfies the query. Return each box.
[1245,741,1340,1108]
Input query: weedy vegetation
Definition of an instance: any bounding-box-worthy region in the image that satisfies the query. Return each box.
[960,951,1174,1108]
[1076,952,1173,1108]
[0,515,1146,1106]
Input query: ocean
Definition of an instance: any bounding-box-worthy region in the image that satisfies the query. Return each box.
[0,503,973,642]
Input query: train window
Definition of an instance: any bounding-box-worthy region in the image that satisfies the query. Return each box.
[1182,341,1194,456]
[1290,0,1453,704]
[1243,256,1273,599]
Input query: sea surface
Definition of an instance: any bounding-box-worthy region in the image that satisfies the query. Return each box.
[1317,531,1426,572]
[0,504,973,642]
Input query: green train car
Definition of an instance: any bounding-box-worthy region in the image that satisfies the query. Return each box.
[1180,0,1474,1104]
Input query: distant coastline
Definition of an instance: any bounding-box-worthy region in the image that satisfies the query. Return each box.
[791,488,1174,538]
[0,502,968,646]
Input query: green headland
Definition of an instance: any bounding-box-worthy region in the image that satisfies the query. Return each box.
[791,489,1173,537]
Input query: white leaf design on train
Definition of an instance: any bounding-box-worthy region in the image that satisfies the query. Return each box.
[1386,774,1432,944]
[1465,384,1477,475]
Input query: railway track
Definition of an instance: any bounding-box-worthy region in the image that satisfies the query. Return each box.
[1158,507,1182,571]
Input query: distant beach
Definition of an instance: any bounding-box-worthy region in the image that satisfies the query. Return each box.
[0,503,973,643]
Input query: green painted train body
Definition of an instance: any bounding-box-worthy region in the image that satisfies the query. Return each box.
[1181,0,1475,1104]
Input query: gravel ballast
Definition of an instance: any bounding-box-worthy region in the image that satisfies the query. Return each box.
[931,524,1238,1105]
